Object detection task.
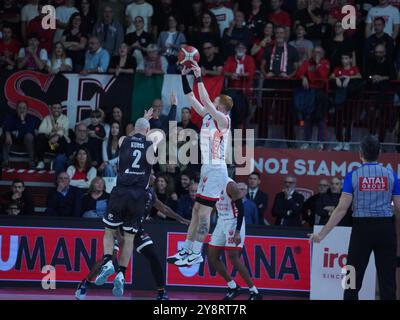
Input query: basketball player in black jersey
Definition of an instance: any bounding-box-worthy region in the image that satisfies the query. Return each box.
[75,185,190,300]
[95,117,159,297]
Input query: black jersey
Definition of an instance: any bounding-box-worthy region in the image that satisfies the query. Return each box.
[117,134,153,188]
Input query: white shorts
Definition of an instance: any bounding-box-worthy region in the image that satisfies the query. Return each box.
[196,164,228,202]
[209,217,245,250]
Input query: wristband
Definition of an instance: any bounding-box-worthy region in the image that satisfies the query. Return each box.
[196,76,203,83]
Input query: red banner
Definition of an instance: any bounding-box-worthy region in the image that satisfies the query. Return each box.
[0,227,132,284]
[166,232,310,292]
[239,148,400,224]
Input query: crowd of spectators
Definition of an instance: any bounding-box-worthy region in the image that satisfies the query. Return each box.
[1,0,400,222]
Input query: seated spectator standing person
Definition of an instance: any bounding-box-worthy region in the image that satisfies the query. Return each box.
[46,42,73,74]
[157,15,186,74]
[177,107,199,132]
[149,92,177,132]
[36,103,70,170]
[105,106,129,137]
[2,101,38,169]
[79,0,96,36]
[151,174,178,220]
[0,0,21,37]
[238,182,259,225]
[365,44,396,142]
[81,36,110,74]
[261,26,299,80]
[92,5,124,57]
[27,1,56,55]
[272,175,305,227]
[190,11,221,52]
[250,22,274,69]
[125,16,152,70]
[289,24,314,64]
[210,0,234,37]
[365,0,400,39]
[81,177,109,218]
[17,33,48,71]
[140,44,168,75]
[199,42,223,76]
[330,53,362,152]
[54,0,79,43]
[364,17,395,67]
[293,0,324,42]
[175,170,192,198]
[301,178,330,227]
[0,179,34,216]
[245,0,267,38]
[45,171,82,217]
[296,46,330,150]
[108,43,136,75]
[125,0,154,35]
[222,11,252,57]
[99,121,120,177]
[177,182,198,221]
[87,109,106,167]
[66,147,97,191]
[61,12,88,72]
[0,24,21,71]
[20,0,39,45]
[224,42,256,96]
[267,0,291,28]
[247,172,268,225]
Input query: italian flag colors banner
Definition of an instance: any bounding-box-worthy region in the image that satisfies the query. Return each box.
[131,74,225,127]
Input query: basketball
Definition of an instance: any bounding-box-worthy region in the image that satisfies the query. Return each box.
[177,45,200,67]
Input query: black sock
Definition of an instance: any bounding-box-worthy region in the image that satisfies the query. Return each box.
[117,266,127,275]
[102,254,112,265]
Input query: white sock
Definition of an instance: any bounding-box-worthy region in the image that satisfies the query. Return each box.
[192,241,203,254]
[227,280,237,289]
[249,286,258,294]
[184,240,193,250]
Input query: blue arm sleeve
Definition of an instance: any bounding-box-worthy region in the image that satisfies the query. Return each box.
[393,172,400,196]
[342,172,354,195]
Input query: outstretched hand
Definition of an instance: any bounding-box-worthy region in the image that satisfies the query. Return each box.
[191,61,201,78]
[170,91,178,106]
[181,65,191,75]
[143,107,154,120]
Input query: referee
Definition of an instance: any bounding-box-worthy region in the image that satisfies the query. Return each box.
[309,135,400,300]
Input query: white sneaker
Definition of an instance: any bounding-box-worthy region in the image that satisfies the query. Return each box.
[36,161,45,170]
[167,248,190,264]
[333,143,343,151]
[112,272,125,297]
[343,143,351,151]
[175,251,204,267]
[300,143,309,150]
[94,260,114,286]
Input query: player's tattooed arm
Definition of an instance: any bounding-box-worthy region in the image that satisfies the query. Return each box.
[191,61,229,130]
[153,199,190,225]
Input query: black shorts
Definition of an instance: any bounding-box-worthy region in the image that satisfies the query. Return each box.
[134,230,153,253]
[103,186,147,234]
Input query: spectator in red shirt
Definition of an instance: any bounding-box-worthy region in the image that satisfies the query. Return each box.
[27,2,56,55]
[250,21,274,69]
[296,46,330,150]
[330,52,363,151]
[224,42,256,95]
[267,0,291,28]
[0,24,20,70]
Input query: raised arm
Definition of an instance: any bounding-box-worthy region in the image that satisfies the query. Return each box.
[153,198,190,225]
[181,67,206,117]
[191,62,229,131]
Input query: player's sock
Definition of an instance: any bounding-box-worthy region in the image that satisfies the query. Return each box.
[249,286,259,294]
[102,254,113,265]
[192,241,203,254]
[117,266,127,276]
[184,240,193,251]
[227,280,237,289]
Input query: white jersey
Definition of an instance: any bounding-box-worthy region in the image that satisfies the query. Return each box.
[200,113,231,166]
[216,178,238,220]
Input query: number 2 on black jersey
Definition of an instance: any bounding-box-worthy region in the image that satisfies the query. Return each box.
[125,149,142,173]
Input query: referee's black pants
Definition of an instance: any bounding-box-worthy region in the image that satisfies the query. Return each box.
[344,217,397,300]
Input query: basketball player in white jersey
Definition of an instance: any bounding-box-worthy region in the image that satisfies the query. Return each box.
[208,180,262,300]
[167,62,233,267]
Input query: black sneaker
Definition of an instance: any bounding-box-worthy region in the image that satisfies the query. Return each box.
[75,279,90,300]
[156,290,169,300]
[248,292,263,300]
[223,286,242,300]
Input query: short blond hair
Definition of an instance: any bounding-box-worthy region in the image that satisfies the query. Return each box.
[218,94,234,112]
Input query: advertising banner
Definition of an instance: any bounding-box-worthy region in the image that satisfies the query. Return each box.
[0,226,133,284]
[166,232,310,292]
[310,226,376,300]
